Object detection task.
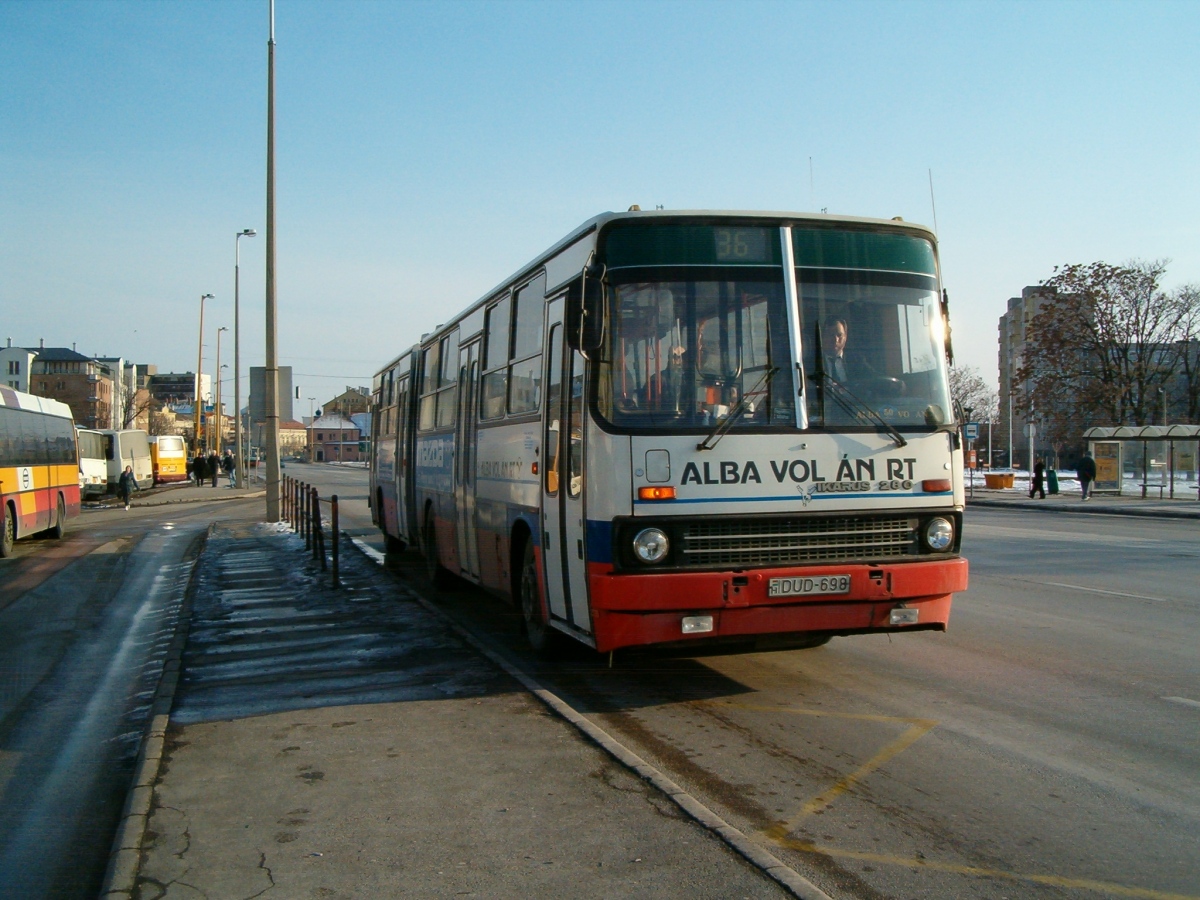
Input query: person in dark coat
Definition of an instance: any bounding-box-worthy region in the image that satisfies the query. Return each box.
[1029,458,1046,499]
[208,450,220,487]
[1077,450,1097,501]
[118,465,138,510]
[192,452,207,484]
[221,449,236,487]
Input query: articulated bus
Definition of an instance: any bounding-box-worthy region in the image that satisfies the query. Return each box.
[370,210,968,654]
[1,387,81,556]
[149,434,188,484]
[77,427,108,499]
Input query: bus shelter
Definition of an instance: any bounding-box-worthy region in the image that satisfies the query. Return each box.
[1082,425,1200,499]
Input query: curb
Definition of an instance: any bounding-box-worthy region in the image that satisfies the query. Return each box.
[98,526,211,899]
[84,489,267,511]
[348,534,833,900]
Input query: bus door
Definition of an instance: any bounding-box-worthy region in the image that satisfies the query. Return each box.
[541,298,591,632]
[455,341,481,579]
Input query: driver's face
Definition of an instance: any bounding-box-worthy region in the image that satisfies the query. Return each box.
[831,323,847,355]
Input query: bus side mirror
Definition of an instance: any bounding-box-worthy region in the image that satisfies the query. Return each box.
[941,288,954,365]
[567,266,605,353]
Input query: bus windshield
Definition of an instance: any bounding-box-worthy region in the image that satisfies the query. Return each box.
[598,278,797,430]
[799,271,951,429]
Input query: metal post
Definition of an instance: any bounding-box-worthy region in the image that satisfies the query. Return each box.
[264,0,281,521]
[331,494,339,584]
[303,482,311,549]
[235,228,256,493]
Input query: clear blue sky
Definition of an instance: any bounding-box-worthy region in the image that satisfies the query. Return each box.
[3,0,1198,406]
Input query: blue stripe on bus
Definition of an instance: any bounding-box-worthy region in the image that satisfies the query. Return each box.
[634,490,949,506]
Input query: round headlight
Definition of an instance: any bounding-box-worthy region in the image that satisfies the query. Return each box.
[632,527,669,564]
[924,517,954,551]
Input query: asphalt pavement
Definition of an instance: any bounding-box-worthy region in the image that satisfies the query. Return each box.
[99,491,818,900]
[97,480,1200,899]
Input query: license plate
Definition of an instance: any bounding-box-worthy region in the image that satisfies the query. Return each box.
[767,574,852,597]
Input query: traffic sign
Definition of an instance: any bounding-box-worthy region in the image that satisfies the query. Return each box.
[965,423,979,440]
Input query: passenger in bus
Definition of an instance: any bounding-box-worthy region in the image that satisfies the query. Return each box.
[118,465,138,510]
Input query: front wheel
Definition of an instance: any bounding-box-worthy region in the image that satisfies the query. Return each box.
[520,541,556,653]
[1,504,15,557]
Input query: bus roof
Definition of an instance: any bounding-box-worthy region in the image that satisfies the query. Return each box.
[0,385,75,421]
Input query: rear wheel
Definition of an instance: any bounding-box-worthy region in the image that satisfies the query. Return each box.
[422,509,447,586]
[1,503,15,557]
[520,541,555,653]
[48,496,66,540]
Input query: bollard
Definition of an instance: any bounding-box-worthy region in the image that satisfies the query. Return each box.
[294,479,301,532]
[331,494,339,586]
[283,476,289,521]
[312,488,327,570]
[303,483,311,549]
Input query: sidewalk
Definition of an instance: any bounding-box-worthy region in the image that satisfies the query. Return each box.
[965,484,1200,519]
[100,514,822,899]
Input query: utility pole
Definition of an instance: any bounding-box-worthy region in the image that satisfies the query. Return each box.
[264,0,281,521]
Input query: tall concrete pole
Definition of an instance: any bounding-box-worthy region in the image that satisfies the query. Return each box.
[194,293,212,456]
[235,229,256,490]
[264,0,281,521]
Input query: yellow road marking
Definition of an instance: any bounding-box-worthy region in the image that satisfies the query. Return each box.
[706,701,1196,900]
[769,836,1200,900]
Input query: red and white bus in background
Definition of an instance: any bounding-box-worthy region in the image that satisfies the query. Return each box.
[1,387,81,556]
[371,210,968,654]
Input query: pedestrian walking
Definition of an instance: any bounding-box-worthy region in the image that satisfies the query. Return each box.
[1077,449,1097,501]
[208,450,220,487]
[118,464,138,510]
[1029,457,1046,499]
[192,452,207,485]
[222,449,236,487]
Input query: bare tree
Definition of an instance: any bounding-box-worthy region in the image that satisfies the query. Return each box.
[948,363,998,422]
[1018,261,1189,445]
[121,388,154,430]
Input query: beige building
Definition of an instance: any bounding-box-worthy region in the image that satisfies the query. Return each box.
[997,286,1055,468]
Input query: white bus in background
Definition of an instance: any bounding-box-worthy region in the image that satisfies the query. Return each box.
[101,429,153,490]
[76,428,108,499]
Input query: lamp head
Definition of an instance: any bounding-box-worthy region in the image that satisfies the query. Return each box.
[240,229,257,237]
[202,293,214,300]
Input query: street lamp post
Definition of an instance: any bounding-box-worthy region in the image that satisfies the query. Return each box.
[194,293,213,456]
[308,397,315,461]
[235,229,257,491]
[215,327,228,453]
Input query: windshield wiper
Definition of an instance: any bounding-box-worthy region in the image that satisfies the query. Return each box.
[697,366,779,451]
[822,375,908,448]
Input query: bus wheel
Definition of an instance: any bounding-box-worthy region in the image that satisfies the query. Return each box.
[1,504,14,557]
[422,511,447,587]
[520,542,555,653]
[49,496,67,540]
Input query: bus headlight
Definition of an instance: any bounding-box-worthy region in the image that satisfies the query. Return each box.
[923,517,954,551]
[632,527,670,564]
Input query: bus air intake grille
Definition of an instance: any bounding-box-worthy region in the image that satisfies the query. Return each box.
[680,516,919,567]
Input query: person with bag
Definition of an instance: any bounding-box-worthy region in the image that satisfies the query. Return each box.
[118,465,138,510]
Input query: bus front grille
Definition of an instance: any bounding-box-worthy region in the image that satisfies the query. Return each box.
[680,515,919,567]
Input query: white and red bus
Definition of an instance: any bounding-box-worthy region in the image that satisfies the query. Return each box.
[1,387,81,556]
[371,211,968,654]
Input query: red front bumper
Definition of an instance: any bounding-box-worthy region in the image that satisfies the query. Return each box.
[586,557,968,653]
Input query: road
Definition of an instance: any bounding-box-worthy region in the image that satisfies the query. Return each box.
[0,490,257,899]
[296,463,1200,900]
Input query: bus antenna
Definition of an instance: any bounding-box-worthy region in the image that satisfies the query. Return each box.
[928,168,939,235]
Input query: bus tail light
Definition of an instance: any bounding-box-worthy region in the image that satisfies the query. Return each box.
[922,479,952,493]
[638,486,676,501]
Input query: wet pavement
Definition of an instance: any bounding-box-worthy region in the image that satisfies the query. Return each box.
[108,519,815,900]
